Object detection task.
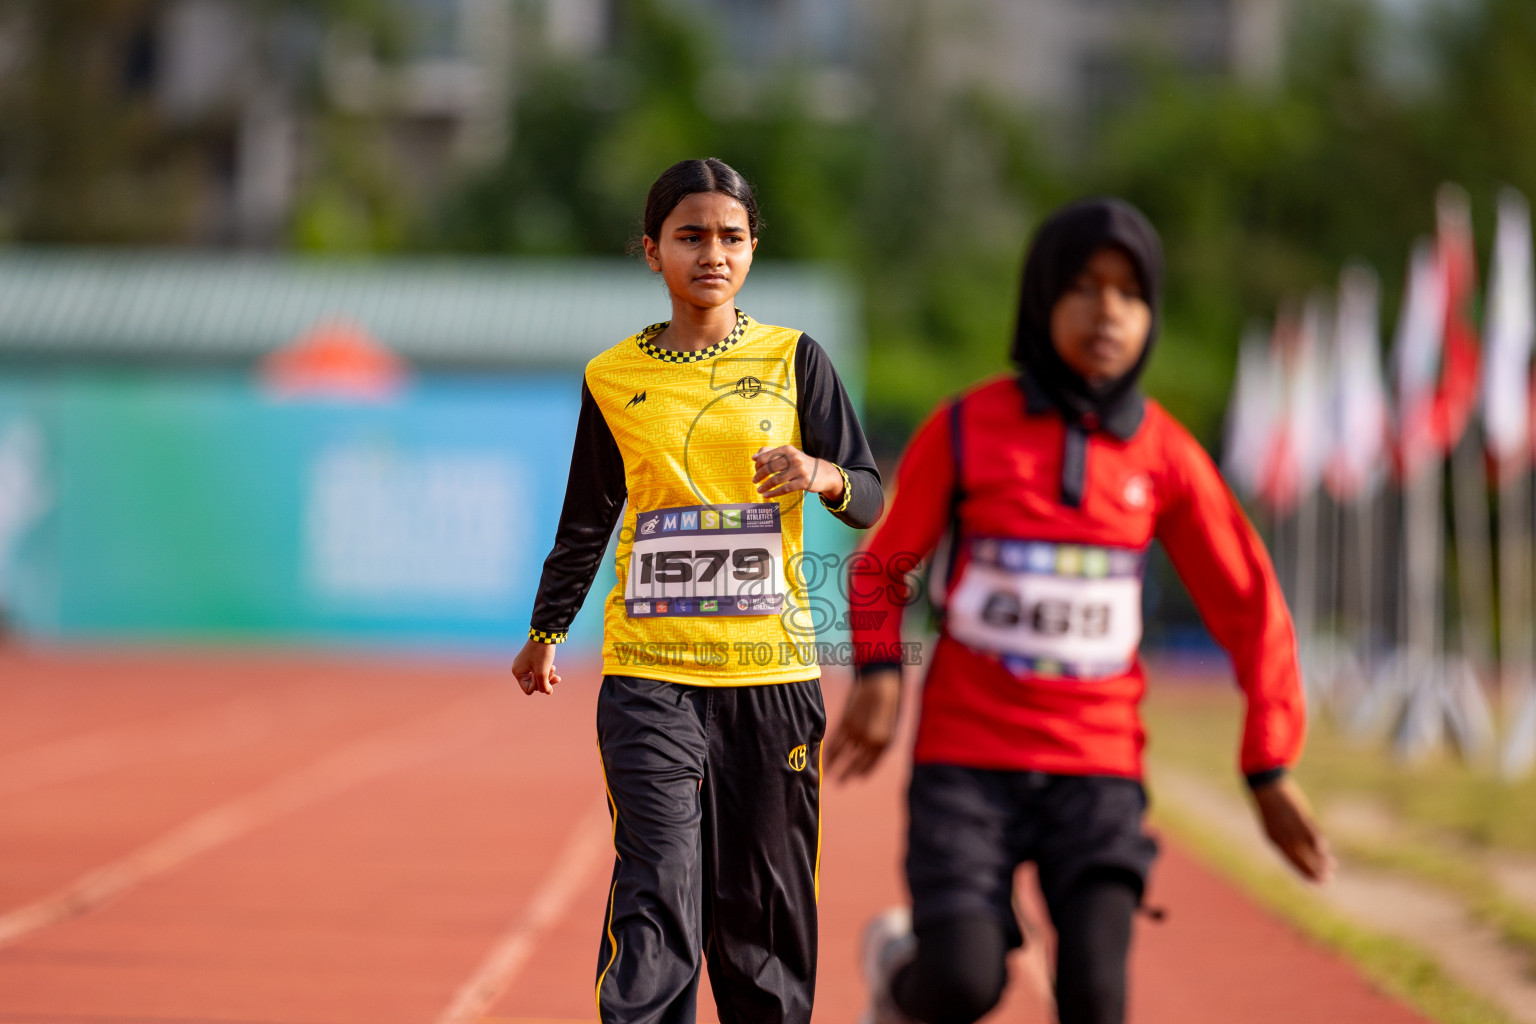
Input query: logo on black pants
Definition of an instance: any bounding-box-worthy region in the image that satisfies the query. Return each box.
[787,744,808,771]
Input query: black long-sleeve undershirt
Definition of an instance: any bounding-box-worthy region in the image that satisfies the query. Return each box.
[794,334,884,530]
[528,379,627,641]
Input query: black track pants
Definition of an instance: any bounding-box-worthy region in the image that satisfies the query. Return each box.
[893,764,1156,1024]
[891,876,1138,1024]
[593,674,825,1024]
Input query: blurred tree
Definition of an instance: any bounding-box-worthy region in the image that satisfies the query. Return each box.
[430,0,1536,453]
[6,0,1535,450]
[0,1,199,243]
[1083,0,1536,443]
[430,0,1048,452]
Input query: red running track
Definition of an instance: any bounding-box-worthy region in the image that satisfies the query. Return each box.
[0,648,1427,1023]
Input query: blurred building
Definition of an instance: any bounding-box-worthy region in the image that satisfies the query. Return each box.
[527,0,1289,113]
[161,0,516,244]
[903,0,1289,109]
[648,0,1287,117]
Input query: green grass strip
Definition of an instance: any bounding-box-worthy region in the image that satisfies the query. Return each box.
[1151,799,1521,1024]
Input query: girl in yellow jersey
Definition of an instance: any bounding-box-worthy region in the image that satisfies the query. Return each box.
[510,158,883,1024]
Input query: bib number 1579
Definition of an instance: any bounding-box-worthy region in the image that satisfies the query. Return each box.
[636,547,772,585]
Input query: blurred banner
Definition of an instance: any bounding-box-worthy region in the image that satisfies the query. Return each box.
[0,374,577,647]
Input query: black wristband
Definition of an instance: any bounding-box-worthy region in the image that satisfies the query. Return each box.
[856,660,903,679]
[1244,765,1287,790]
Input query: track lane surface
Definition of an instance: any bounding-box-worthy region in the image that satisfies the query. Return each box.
[0,648,1426,1023]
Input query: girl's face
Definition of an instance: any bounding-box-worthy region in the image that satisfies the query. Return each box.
[1049,245,1151,385]
[643,191,758,311]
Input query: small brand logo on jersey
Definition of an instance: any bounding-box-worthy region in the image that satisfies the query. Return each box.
[734,376,763,399]
[662,514,679,531]
[701,599,718,611]
[681,511,699,530]
[1123,475,1151,509]
[655,600,669,613]
[625,391,647,409]
[737,597,750,610]
[632,601,651,614]
[640,515,659,535]
[787,744,808,771]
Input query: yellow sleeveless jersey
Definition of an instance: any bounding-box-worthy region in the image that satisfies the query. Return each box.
[528,309,884,687]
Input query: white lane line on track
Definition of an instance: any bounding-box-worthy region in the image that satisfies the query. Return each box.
[0,687,511,949]
[434,805,614,1024]
[0,694,280,800]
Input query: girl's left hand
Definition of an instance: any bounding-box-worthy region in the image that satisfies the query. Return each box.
[1250,775,1335,883]
[825,668,902,781]
[752,445,844,503]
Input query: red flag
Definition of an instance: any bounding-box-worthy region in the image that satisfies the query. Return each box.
[1427,184,1480,454]
[1392,240,1445,481]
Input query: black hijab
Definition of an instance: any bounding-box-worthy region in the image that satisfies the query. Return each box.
[1009,197,1163,506]
[1010,196,1163,432]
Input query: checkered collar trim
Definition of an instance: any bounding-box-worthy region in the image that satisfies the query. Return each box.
[636,309,751,364]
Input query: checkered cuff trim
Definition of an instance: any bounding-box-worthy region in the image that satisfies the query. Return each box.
[528,628,567,644]
[819,465,854,513]
[636,309,750,363]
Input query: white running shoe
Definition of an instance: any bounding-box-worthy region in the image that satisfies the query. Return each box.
[857,906,918,1024]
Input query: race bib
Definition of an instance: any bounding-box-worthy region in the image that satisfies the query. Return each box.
[625,503,786,617]
[945,537,1146,679]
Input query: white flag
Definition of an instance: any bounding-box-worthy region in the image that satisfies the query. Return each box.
[1223,324,1276,498]
[1289,296,1330,501]
[1326,265,1389,501]
[1483,188,1535,466]
[1392,239,1447,478]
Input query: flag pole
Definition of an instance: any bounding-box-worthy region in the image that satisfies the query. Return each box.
[1497,458,1535,776]
[1485,187,1536,778]
[1445,426,1496,760]
[1396,449,1448,759]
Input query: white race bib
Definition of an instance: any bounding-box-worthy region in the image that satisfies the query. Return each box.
[945,537,1145,679]
[625,503,787,617]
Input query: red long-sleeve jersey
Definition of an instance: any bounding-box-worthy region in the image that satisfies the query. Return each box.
[851,375,1304,781]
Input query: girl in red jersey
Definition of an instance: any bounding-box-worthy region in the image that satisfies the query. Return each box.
[825,197,1333,1024]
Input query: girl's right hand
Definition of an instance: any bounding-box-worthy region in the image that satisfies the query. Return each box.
[511,639,562,695]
